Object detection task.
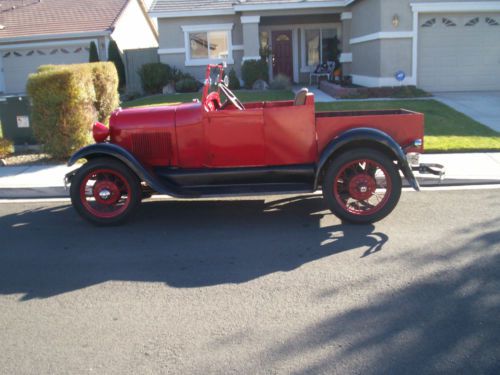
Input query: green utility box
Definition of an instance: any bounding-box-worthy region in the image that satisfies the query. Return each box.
[0,96,36,144]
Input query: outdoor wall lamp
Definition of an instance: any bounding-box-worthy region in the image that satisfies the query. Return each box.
[392,14,400,28]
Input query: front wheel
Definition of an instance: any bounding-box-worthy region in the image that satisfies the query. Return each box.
[322,148,402,224]
[70,158,141,225]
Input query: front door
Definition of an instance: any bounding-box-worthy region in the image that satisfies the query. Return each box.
[272,30,293,79]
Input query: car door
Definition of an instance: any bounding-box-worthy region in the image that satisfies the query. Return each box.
[204,108,266,168]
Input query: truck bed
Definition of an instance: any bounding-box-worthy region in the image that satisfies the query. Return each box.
[315,109,425,154]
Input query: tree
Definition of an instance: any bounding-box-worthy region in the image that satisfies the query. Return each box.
[107,40,126,89]
[89,41,99,62]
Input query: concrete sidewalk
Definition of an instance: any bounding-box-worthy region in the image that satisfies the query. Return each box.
[0,153,499,199]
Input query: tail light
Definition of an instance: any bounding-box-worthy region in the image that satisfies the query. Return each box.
[93,122,109,143]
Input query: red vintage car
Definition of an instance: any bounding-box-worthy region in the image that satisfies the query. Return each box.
[66,64,443,225]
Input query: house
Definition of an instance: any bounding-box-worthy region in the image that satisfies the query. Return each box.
[0,0,158,94]
[149,0,500,92]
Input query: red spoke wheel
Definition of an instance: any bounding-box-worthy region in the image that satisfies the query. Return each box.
[70,158,141,225]
[322,148,402,224]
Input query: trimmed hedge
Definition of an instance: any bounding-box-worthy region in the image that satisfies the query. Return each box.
[0,137,14,158]
[27,66,96,158]
[90,62,120,123]
[269,74,292,90]
[138,62,172,94]
[138,63,201,94]
[228,68,241,90]
[37,62,119,123]
[175,77,198,93]
[241,59,268,89]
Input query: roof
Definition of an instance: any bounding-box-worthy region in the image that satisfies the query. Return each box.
[0,0,130,40]
[151,0,232,13]
[150,0,352,15]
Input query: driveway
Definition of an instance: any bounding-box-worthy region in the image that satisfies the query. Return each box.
[433,91,500,132]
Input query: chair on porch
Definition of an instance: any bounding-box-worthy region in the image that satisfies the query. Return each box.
[309,61,335,86]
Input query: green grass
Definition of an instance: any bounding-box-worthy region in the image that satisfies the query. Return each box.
[122,90,294,108]
[123,93,500,152]
[317,100,500,152]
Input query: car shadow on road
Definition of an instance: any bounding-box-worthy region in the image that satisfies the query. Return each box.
[0,195,388,300]
[260,215,500,374]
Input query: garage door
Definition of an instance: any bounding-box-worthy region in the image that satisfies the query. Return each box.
[418,13,500,91]
[2,44,89,93]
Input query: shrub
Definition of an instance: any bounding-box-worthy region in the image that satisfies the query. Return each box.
[269,74,292,90]
[37,62,119,124]
[241,59,269,89]
[107,40,126,89]
[89,62,119,123]
[138,62,171,95]
[27,66,96,158]
[0,137,14,158]
[89,41,99,62]
[228,68,241,90]
[175,77,199,93]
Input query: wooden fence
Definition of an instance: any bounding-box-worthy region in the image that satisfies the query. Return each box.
[124,48,159,94]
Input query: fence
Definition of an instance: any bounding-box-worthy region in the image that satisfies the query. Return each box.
[124,48,159,94]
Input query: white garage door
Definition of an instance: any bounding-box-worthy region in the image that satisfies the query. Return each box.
[2,44,89,93]
[418,13,500,91]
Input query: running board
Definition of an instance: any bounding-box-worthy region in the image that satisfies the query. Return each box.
[180,183,314,197]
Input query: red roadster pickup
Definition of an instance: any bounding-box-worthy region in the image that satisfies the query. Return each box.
[66,64,443,225]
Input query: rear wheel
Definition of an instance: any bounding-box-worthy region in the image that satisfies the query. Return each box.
[322,148,402,224]
[70,158,141,225]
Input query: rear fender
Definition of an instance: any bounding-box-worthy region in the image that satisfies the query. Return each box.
[315,128,420,191]
[66,143,183,196]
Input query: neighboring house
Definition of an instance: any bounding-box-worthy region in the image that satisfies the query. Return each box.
[0,0,158,94]
[150,0,500,91]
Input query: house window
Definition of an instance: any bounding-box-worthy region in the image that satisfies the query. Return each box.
[182,24,234,66]
[304,28,338,67]
[189,31,229,60]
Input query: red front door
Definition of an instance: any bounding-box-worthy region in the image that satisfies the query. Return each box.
[272,30,293,79]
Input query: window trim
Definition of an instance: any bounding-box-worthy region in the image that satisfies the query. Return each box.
[300,23,341,73]
[181,23,234,66]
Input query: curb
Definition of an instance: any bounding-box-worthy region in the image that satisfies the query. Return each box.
[0,178,499,199]
[0,187,68,199]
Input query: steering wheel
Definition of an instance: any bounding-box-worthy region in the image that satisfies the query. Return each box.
[219,83,245,111]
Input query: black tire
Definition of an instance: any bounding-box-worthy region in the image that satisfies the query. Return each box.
[70,158,141,226]
[322,148,402,224]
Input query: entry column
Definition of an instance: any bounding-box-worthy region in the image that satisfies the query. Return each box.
[241,16,261,62]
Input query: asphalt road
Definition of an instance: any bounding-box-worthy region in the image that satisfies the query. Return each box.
[0,189,499,375]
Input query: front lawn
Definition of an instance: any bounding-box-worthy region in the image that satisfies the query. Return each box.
[122,90,295,108]
[123,94,500,152]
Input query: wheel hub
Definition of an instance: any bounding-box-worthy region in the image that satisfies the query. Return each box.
[93,181,121,205]
[348,174,376,201]
[99,189,112,200]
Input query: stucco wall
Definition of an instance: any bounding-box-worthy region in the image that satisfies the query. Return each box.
[111,0,158,51]
[351,40,381,77]
[380,39,412,77]
[158,15,243,49]
[350,0,382,38]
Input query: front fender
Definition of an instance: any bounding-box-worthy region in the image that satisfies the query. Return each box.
[315,128,420,191]
[67,143,184,197]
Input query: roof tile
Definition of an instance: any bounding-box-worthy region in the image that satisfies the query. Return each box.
[0,0,129,40]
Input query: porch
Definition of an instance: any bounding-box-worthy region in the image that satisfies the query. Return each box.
[240,12,352,83]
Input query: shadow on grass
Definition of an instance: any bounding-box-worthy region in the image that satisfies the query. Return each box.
[0,195,386,300]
